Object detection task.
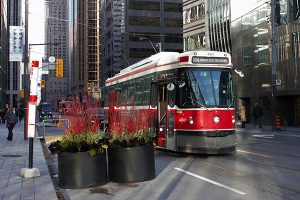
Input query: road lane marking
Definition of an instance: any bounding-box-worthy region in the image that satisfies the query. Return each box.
[237,149,271,158]
[248,138,284,144]
[274,133,300,138]
[252,134,274,138]
[174,167,247,195]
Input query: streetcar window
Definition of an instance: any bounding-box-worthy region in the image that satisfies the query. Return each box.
[143,76,152,105]
[178,69,233,108]
[121,82,128,106]
[150,82,158,107]
[127,80,135,105]
[115,88,122,108]
[135,79,143,105]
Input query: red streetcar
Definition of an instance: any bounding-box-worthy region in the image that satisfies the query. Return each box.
[104,51,236,154]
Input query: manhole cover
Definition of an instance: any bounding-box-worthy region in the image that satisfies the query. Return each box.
[2,155,22,158]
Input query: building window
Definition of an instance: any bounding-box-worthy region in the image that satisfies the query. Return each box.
[165,34,183,43]
[242,46,252,67]
[164,18,182,27]
[129,16,160,26]
[292,32,300,58]
[129,1,160,11]
[183,3,205,24]
[164,3,182,13]
[184,33,205,51]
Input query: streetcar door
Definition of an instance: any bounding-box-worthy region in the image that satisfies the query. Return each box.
[166,83,176,151]
[150,82,158,135]
[157,83,168,147]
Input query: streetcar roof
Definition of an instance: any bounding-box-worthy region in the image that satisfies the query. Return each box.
[105,51,232,86]
[119,52,179,74]
[106,52,179,85]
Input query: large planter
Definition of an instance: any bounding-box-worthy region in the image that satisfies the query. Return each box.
[58,151,107,189]
[108,146,155,183]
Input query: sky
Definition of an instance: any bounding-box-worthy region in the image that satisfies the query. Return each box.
[26,0,45,60]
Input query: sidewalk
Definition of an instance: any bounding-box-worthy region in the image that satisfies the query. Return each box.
[0,121,57,200]
[235,123,300,135]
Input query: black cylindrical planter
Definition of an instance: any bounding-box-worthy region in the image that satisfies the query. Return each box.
[58,151,107,189]
[108,146,155,183]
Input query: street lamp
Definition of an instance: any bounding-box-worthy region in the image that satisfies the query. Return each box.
[139,37,161,53]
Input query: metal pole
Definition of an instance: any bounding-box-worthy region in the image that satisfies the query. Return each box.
[23,0,29,140]
[29,138,33,168]
[271,0,277,131]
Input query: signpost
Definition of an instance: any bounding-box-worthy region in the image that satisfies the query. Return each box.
[20,60,40,178]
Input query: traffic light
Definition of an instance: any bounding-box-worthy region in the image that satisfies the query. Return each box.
[87,83,92,92]
[41,80,46,88]
[56,58,64,77]
[20,89,24,98]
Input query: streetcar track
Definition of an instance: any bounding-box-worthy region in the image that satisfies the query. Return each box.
[186,156,300,194]
[237,146,300,159]
[236,149,300,171]
[248,138,284,144]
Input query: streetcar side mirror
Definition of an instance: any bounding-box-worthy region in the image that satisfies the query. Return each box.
[234,69,244,77]
[178,81,186,88]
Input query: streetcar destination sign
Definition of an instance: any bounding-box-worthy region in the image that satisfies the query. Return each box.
[192,56,229,64]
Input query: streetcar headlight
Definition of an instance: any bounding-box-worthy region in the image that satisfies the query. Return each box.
[213,116,220,123]
[232,116,235,123]
[189,116,194,124]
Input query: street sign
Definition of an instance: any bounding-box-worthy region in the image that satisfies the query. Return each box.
[48,56,55,63]
[56,58,64,77]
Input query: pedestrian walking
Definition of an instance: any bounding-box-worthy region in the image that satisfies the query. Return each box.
[239,104,246,128]
[0,107,5,123]
[18,107,24,122]
[252,103,263,128]
[4,107,18,141]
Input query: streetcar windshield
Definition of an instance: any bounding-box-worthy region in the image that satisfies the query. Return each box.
[178,68,233,108]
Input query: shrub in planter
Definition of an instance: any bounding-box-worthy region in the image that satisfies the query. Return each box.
[48,100,108,189]
[107,102,156,183]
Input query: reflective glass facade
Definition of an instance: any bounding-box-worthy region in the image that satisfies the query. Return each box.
[231,0,300,125]
[207,0,231,53]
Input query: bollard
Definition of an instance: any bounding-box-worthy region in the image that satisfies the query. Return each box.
[275,115,281,131]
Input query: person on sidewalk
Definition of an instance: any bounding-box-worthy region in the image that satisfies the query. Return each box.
[4,107,18,141]
[239,104,247,128]
[18,107,24,122]
[252,103,263,128]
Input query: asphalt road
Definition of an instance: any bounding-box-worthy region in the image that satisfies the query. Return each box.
[37,126,300,200]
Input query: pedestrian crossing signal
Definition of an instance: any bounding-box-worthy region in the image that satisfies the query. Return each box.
[56,58,63,77]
